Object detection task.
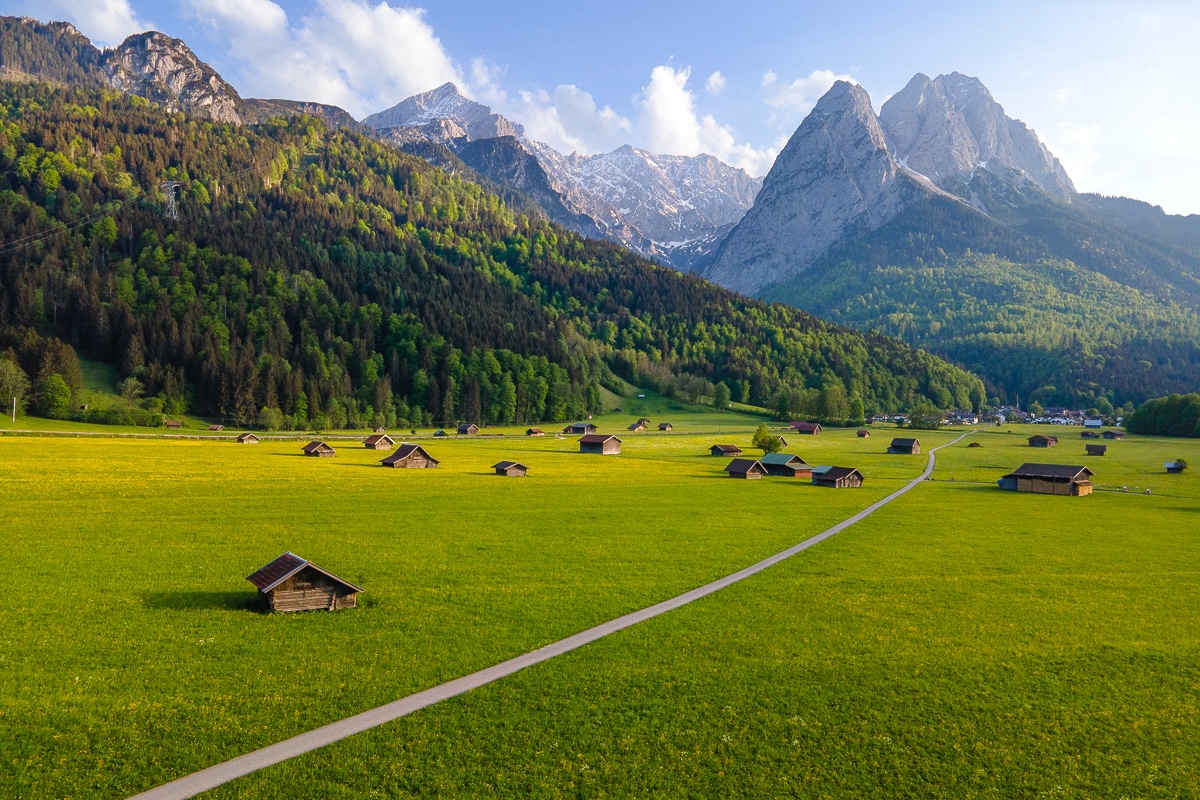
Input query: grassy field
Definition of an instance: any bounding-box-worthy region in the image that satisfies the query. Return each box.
[3,422,1198,798]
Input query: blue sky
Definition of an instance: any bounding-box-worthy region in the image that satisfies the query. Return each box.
[9,0,1200,213]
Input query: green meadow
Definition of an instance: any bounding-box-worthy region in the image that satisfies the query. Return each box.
[2,421,1198,798]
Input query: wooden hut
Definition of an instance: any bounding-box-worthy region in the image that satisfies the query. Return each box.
[637,418,651,426]
[774,435,789,448]
[363,433,395,450]
[433,429,448,437]
[658,422,673,431]
[492,460,528,477]
[1166,461,1187,474]
[724,458,766,479]
[811,466,864,488]
[888,437,921,455]
[374,426,388,434]
[760,453,812,477]
[1102,430,1125,440]
[967,442,982,448]
[165,420,182,429]
[1028,435,1058,448]
[856,429,871,438]
[579,434,622,455]
[628,421,648,432]
[457,423,480,435]
[208,424,225,431]
[1080,431,1100,439]
[564,422,598,435]
[526,427,546,436]
[1086,444,1107,457]
[303,441,336,458]
[789,421,822,435]
[236,433,260,444]
[710,444,742,457]
[246,552,362,613]
[998,463,1094,496]
[381,443,439,469]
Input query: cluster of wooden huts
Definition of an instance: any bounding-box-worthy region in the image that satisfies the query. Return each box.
[712,443,864,488]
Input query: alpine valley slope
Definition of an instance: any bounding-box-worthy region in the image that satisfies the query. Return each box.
[708,76,1200,407]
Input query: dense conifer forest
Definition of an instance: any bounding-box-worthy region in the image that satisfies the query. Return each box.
[0,83,984,428]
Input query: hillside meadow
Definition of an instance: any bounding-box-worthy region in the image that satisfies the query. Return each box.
[2,422,1197,798]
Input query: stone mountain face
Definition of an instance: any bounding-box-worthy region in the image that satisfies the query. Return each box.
[103,31,247,125]
[703,81,931,295]
[879,72,1074,201]
[362,82,523,142]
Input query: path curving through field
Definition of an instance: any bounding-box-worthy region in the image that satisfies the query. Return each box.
[128,432,971,800]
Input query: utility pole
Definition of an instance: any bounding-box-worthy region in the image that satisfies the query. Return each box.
[11,397,15,423]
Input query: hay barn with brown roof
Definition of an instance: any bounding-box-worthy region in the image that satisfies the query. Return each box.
[1028,435,1058,448]
[302,441,336,458]
[526,428,545,436]
[492,460,528,477]
[236,433,260,444]
[888,437,921,455]
[789,421,822,434]
[710,444,742,456]
[761,453,812,477]
[857,429,871,438]
[208,424,224,431]
[579,434,621,454]
[658,422,673,431]
[812,466,864,488]
[1102,430,1125,440]
[628,421,647,431]
[381,444,439,468]
[724,459,766,479]
[1086,444,1107,456]
[1081,431,1099,439]
[999,463,1094,496]
[165,420,182,429]
[247,552,362,613]
[565,422,598,435]
[363,433,395,450]
[457,423,480,435]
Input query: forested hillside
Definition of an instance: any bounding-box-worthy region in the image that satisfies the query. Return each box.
[0,82,983,428]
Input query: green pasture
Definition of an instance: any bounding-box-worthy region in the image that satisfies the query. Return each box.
[3,423,1197,798]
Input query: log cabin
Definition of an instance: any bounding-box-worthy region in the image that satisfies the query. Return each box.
[1102,430,1125,440]
[526,428,546,436]
[564,422,598,435]
[246,552,362,613]
[789,421,822,434]
[374,426,388,434]
[165,420,182,429]
[381,443,439,468]
[998,463,1094,496]
[710,444,742,457]
[363,433,395,450]
[856,430,871,438]
[1086,444,1107,456]
[302,441,336,457]
[208,424,224,431]
[811,466,864,488]
[888,437,921,455]
[658,423,673,431]
[492,460,528,477]
[627,421,647,431]
[724,458,766,479]
[457,423,480,435]
[579,434,622,454]
[1028,435,1058,448]
[236,433,260,444]
[760,453,812,477]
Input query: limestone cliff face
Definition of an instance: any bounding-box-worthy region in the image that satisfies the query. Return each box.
[879,72,1074,200]
[103,32,246,124]
[703,81,927,295]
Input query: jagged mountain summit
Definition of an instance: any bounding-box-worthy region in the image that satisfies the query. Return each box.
[363,82,524,141]
[703,81,934,295]
[879,72,1074,201]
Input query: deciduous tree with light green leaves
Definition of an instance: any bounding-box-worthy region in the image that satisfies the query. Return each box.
[0,358,30,415]
[752,423,783,454]
[908,400,943,430]
[37,373,70,417]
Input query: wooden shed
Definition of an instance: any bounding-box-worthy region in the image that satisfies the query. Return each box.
[1166,461,1187,474]
[208,424,225,431]
[1102,430,1125,440]
[724,458,766,479]
[760,453,812,477]
[526,428,546,436]
[457,423,480,435]
[492,460,528,477]
[637,418,651,426]
[433,429,448,437]
[658,423,673,431]
[363,433,395,450]
[374,426,388,434]
[710,444,742,457]
[564,422,598,435]
[1080,431,1099,439]
[811,466,864,488]
[888,437,921,455]
[381,443,439,468]
[165,420,182,429]
[856,429,871,438]
[774,435,789,448]
[303,441,336,458]
[1086,444,1107,456]
[628,421,648,432]
[789,421,822,435]
[1028,435,1058,448]
[967,442,982,448]
[236,433,260,444]
[246,552,362,613]
[998,463,1094,496]
[579,434,622,455]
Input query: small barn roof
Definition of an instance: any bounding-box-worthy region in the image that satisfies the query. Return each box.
[761,453,809,467]
[492,460,528,470]
[363,433,394,446]
[1029,434,1058,443]
[382,443,439,465]
[789,421,821,432]
[711,444,741,454]
[303,440,333,454]
[246,552,363,594]
[237,432,259,442]
[1003,463,1094,480]
[818,466,863,481]
[724,458,765,475]
[579,433,621,444]
[891,437,920,448]
[458,423,479,432]
[526,427,545,434]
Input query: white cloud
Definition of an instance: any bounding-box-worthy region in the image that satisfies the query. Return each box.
[636,65,778,176]
[29,0,149,47]
[763,68,855,130]
[705,70,726,94]
[188,0,463,117]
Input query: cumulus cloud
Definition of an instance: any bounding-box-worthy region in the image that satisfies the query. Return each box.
[28,0,149,47]
[763,68,855,130]
[636,65,778,175]
[705,70,726,94]
[189,0,463,117]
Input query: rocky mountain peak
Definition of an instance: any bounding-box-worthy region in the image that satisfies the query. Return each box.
[362,83,524,142]
[104,31,246,124]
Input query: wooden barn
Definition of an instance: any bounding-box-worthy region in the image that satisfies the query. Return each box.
[381,444,439,469]
[856,429,871,438]
[246,552,362,613]
[579,434,622,455]
[1102,430,1125,440]
[433,429,448,437]
[208,424,225,431]
[789,421,822,435]
[775,435,789,448]
[565,422,598,435]
[1166,461,1187,474]
[637,418,651,426]
[303,441,336,458]
[1080,431,1100,439]
[1086,444,1107,456]
[888,437,921,455]
[724,459,766,479]
[457,423,480,435]
[492,460,528,477]
[374,426,388,434]
[811,466,864,488]
[236,433,260,444]
[526,428,546,436]
[710,444,742,457]
[658,423,673,431]
[628,421,648,432]
[165,420,182,429]
[1028,435,1058,448]
[363,433,395,450]
[998,463,1094,496]
[760,453,812,477]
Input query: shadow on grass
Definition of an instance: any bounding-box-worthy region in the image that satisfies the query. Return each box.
[143,590,260,612]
